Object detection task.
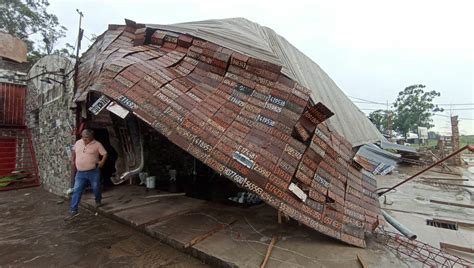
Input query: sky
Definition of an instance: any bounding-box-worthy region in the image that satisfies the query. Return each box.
[47,0,474,135]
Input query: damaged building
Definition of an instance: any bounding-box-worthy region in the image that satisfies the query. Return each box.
[26,18,387,248]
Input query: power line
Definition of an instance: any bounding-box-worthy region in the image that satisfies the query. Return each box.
[349,96,474,107]
[436,103,474,106]
[348,96,386,105]
[433,114,474,120]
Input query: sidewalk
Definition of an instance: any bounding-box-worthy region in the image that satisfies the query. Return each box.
[81,185,419,267]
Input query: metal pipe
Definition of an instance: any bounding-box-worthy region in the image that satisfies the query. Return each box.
[381,210,417,240]
[378,145,474,196]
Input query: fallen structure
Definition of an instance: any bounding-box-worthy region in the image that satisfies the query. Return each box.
[71,18,385,248]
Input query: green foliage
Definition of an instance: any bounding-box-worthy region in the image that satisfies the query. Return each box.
[393,84,443,135]
[0,0,67,62]
[368,109,389,133]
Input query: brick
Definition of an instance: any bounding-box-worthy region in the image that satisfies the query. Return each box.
[247,57,282,73]
[230,52,249,68]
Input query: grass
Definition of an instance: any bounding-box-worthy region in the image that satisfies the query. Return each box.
[406,135,473,152]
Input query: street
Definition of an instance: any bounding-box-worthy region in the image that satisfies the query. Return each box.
[0,188,208,267]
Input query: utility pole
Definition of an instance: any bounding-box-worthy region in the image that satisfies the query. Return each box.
[451,115,461,166]
[386,100,393,142]
[73,9,83,97]
[70,9,84,189]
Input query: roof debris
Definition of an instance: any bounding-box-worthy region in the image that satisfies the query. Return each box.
[75,19,384,247]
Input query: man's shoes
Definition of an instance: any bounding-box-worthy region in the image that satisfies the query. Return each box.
[64,211,80,221]
[95,201,104,209]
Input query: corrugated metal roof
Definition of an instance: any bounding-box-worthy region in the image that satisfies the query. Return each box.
[380,140,417,153]
[147,18,383,146]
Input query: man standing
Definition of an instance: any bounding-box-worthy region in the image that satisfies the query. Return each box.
[65,129,107,220]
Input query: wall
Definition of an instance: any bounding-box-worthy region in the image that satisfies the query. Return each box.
[26,55,76,196]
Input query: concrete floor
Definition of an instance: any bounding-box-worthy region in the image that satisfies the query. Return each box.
[0,188,208,267]
[4,165,472,267]
[79,185,418,267]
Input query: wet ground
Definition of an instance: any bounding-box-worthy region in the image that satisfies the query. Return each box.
[0,188,208,267]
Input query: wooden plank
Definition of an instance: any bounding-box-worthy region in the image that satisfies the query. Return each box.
[357,254,369,268]
[430,200,474,209]
[184,219,237,248]
[260,236,278,268]
[440,242,474,253]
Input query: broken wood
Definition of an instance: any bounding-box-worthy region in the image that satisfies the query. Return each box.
[143,193,186,198]
[428,150,453,172]
[184,219,237,249]
[260,236,278,268]
[357,254,369,268]
[430,200,474,209]
[440,242,474,253]
[378,145,472,196]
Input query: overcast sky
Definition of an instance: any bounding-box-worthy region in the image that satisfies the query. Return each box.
[48,0,474,135]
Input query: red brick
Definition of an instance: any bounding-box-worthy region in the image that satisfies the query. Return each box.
[177,34,193,48]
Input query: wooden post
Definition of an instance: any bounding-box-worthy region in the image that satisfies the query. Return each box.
[260,236,278,268]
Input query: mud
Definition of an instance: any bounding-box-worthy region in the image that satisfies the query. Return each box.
[0,188,208,267]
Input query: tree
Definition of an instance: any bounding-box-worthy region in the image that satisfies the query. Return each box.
[368,109,388,133]
[393,84,443,136]
[0,0,67,62]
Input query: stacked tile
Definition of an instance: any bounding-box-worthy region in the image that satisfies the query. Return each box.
[77,22,382,248]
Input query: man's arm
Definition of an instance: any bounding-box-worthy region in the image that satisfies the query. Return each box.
[98,153,108,168]
[71,150,76,169]
[97,143,108,168]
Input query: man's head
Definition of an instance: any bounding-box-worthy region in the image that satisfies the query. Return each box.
[81,129,94,145]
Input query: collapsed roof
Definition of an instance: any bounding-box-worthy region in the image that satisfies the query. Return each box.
[75,18,382,247]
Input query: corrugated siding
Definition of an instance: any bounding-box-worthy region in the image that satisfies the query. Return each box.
[147,18,383,146]
[0,83,26,126]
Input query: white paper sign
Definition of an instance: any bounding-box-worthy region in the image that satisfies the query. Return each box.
[288,182,307,202]
[106,101,129,118]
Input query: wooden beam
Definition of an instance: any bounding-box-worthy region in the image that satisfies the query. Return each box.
[260,236,278,268]
[184,219,237,249]
[357,254,369,268]
[430,200,474,209]
[440,242,474,253]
